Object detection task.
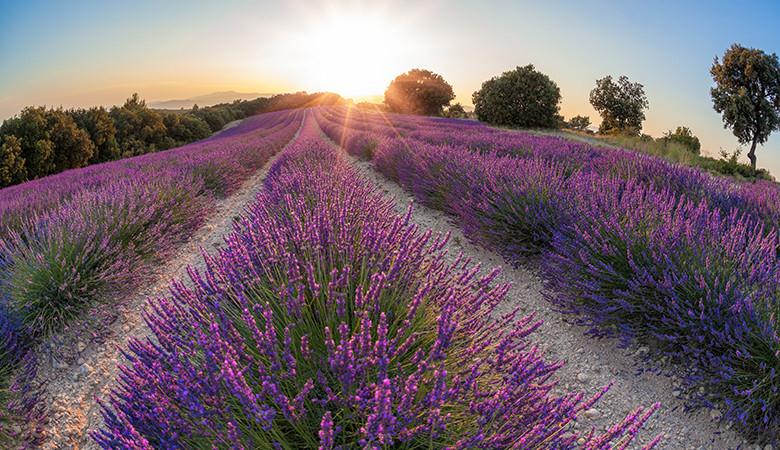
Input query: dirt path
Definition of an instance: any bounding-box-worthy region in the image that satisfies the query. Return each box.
[312,118,746,450]
[35,111,306,450]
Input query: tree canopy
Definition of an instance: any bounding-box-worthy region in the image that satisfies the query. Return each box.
[384,69,455,116]
[568,115,591,131]
[472,65,562,128]
[711,43,780,171]
[589,75,649,135]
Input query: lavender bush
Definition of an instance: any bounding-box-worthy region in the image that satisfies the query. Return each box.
[313,105,780,442]
[544,174,780,438]
[0,306,43,448]
[95,117,659,449]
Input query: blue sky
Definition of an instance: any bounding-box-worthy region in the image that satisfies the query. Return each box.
[2,0,780,174]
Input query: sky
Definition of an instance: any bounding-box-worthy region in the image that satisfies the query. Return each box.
[2,0,780,174]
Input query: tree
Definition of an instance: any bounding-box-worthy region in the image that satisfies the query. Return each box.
[568,115,591,131]
[589,75,649,135]
[659,126,701,154]
[0,107,56,177]
[444,103,468,119]
[472,65,562,128]
[69,107,120,163]
[385,69,455,116]
[711,43,780,171]
[48,109,94,172]
[0,135,26,186]
[110,94,167,156]
[162,113,211,145]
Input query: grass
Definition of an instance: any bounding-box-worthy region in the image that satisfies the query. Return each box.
[557,129,775,181]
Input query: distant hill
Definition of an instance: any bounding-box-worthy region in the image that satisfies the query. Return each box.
[149,91,274,109]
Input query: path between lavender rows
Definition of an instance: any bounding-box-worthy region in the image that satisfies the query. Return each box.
[34,111,306,450]
[309,115,748,450]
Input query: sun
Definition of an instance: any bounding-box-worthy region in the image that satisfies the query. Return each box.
[282,8,417,99]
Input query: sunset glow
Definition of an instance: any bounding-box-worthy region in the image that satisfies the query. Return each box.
[273,7,420,98]
[302,15,407,96]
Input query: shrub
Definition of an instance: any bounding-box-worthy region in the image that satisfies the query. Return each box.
[658,126,701,155]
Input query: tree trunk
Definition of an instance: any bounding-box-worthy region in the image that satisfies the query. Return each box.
[748,137,758,173]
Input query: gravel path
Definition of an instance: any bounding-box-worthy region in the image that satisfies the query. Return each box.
[313,119,747,450]
[33,111,306,450]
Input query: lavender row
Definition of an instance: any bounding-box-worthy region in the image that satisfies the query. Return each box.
[0,109,302,448]
[318,106,780,227]
[314,106,780,441]
[95,114,659,449]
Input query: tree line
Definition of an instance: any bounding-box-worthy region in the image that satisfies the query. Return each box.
[382,43,780,173]
[0,91,343,188]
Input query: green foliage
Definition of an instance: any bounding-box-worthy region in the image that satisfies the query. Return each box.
[697,148,773,180]
[69,107,120,163]
[472,64,562,128]
[443,102,468,119]
[384,69,455,116]
[589,75,648,135]
[0,107,56,177]
[48,110,94,172]
[658,126,701,155]
[109,94,168,156]
[567,115,591,131]
[0,136,25,186]
[162,113,211,144]
[711,43,780,170]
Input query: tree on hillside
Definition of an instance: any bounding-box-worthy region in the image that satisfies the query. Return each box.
[659,126,701,155]
[589,75,648,135]
[0,135,26,187]
[0,107,94,179]
[48,109,94,172]
[568,115,591,131]
[110,94,167,156]
[711,43,780,171]
[69,107,120,163]
[472,65,562,128]
[163,113,211,145]
[385,69,455,116]
[0,107,56,177]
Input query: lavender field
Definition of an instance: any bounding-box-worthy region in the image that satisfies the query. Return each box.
[5,1,780,447]
[0,104,778,449]
[316,105,780,442]
[94,113,661,449]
